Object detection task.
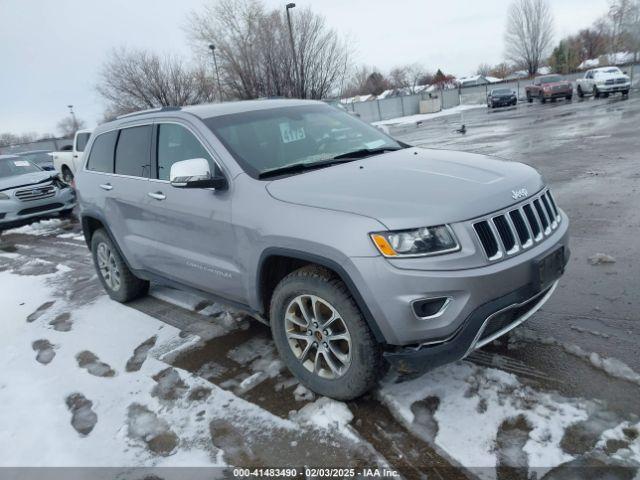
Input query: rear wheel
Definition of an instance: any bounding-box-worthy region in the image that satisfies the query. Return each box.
[527,93,533,103]
[91,229,149,303]
[566,95,573,101]
[270,266,381,400]
[540,96,547,103]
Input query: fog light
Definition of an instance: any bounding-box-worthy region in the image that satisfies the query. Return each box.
[412,297,451,319]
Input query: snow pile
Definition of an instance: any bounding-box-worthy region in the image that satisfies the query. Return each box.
[293,397,356,441]
[373,104,484,127]
[578,51,637,70]
[597,421,640,464]
[7,218,68,236]
[379,362,588,477]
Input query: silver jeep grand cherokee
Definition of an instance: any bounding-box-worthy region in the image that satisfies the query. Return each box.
[76,100,569,399]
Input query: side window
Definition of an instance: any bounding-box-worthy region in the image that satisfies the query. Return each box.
[114,125,152,177]
[156,124,214,181]
[75,133,91,152]
[86,130,117,173]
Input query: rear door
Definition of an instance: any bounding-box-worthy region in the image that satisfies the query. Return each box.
[138,121,242,302]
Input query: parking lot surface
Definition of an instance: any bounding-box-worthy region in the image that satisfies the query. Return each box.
[1,94,639,478]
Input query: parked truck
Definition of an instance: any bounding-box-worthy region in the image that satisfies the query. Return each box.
[525,75,573,103]
[576,67,631,98]
[52,129,92,183]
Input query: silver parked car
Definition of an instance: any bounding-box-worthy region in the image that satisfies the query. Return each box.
[76,100,569,400]
[0,155,76,229]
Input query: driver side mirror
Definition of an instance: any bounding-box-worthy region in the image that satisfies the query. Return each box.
[169,158,227,190]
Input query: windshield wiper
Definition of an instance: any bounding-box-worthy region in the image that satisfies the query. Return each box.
[331,146,403,160]
[258,147,404,179]
[258,158,354,179]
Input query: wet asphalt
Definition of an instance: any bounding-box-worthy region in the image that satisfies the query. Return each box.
[1,92,639,478]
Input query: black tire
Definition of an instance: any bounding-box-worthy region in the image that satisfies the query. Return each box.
[90,229,149,303]
[270,265,382,400]
[603,92,610,98]
[566,95,573,101]
[61,166,74,184]
[577,86,584,98]
[541,96,546,103]
[593,86,600,98]
[622,89,630,96]
[527,94,533,103]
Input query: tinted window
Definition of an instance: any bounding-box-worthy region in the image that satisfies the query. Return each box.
[115,125,152,177]
[86,131,117,173]
[157,124,213,181]
[540,75,562,83]
[76,132,91,152]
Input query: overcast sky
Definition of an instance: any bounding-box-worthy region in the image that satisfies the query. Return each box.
[0,0,608,135]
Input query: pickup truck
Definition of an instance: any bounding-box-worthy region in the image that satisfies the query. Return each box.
[576,66,631,98]
[525,75,573,103]
[52,129,92,183]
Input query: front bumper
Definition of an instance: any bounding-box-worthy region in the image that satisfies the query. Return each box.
[0,187,76,228]
[348,212,570,352]
[598,82,631,93]
[543,90,572,99]
[490,97,517,106]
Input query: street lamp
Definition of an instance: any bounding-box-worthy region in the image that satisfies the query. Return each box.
[67,104,78,131]
[285,3,300,98]
[209,44,222,102]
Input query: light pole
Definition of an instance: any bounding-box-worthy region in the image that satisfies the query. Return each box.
[209,44,222,101]
[67,104,78,132]
[285,3,300,98]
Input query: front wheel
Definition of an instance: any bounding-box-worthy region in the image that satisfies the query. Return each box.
[593,86,600,98]
[566,95,573,101]
[577,86,584,98]
[91,229,149,303]
[270,266,381,400]
[527,94,533,103]
[540,96,547,103]
[61,166,74,185]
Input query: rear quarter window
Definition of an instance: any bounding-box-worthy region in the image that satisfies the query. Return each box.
[75,132,91,152]
[86,131,117,173]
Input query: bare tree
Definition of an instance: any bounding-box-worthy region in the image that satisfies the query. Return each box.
[96,48,216,118]
[57,114,86,138]
[342,65,374,97]
[388,66,409,89]
[186,0,350,100]
[505,0,554,76]
[476,63,492,76]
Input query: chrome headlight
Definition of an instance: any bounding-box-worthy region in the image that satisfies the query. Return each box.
[370,225,460,257]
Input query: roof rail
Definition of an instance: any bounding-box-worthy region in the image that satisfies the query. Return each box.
[116,106,182,120]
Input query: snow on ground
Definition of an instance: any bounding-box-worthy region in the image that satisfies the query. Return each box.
[0,264,360,467]
[372,104,484,126]
[6,218,68,236]
[379,361,640,479]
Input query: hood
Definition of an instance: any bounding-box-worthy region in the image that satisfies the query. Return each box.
[542,81,571,88]
[0,171,57,192]
[266,147,544,230]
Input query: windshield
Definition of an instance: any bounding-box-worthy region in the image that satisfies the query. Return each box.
[204,104,401,178]
[492,88,512,95]
[540,75,562,84]
[602,68,621,74]
[17,152,52,166]
[0,157,42,177]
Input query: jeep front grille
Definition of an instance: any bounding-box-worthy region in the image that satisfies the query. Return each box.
[473,189,561,261]
[15,183,56,202]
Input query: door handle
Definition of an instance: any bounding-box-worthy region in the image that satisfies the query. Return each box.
[147,191,166,201]
[99,183,113,191]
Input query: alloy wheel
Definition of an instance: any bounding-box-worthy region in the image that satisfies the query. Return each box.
[284,294,352,379]
[96,242,121,291]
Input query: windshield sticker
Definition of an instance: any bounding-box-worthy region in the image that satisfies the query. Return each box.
[279,123,306,144]
[364,139,386,149]
[13,160,30,167]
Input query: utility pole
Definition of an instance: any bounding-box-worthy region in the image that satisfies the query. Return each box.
[67,104,78,131]
[285,3,300,98]
[209,44,223,101]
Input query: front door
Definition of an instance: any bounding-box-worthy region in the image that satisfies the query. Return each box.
[139,121,243,303]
